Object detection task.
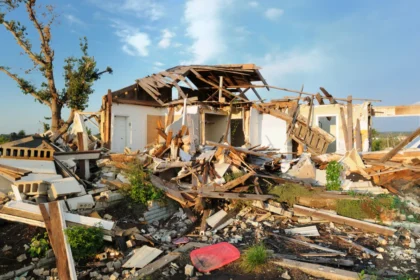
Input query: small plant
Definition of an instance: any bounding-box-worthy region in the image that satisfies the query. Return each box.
[124,163,164,205]
[28,232,50,258]
[224,171,245,183]
[240,244,270,273]
[64,225,104,261]
[326,161,343,191]
[357,270,366,280]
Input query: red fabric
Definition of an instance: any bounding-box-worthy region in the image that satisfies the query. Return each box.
[190,242,241,273]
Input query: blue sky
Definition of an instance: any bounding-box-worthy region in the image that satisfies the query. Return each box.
[1,0,419,134]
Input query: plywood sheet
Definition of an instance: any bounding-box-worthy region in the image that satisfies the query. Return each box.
[147,115,165,144]
[123,245,163,268]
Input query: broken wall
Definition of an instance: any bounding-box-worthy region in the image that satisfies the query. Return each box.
[299,103,370,153]
[111,103,167,152]
[249,107,293,156]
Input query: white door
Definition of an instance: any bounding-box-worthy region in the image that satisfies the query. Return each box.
[114,116,127,153]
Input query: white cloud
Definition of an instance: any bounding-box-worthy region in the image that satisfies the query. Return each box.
[184,0,226,64]
[64,14,85,26]
[158,29,175,49]
[111,20,151,57]
[249,1,259,7]
[258,49,325,84]
[154,61,164,67]
[89,0,164,21]
[265,8,284,21]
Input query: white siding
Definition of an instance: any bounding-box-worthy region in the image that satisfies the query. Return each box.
[111,103,166,152]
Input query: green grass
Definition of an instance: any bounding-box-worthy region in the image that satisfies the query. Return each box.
[240,244,270,273]
[269,183,320,206]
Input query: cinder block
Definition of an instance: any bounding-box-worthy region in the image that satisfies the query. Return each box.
[16,181,49,195]
[66,195,95,210]
[48,177,82,200]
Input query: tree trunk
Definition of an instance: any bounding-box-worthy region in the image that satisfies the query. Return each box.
[50,99,61,132]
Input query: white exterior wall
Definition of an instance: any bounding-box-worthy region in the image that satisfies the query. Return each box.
[249,108,292,156]
[300,102,370,154]
[111,103,166,152]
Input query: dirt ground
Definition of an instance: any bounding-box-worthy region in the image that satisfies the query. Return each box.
[0,221,45,275]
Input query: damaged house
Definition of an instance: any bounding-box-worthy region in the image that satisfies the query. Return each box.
[99,64,379,156]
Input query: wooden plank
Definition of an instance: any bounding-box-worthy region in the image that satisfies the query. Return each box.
[379,127,420,163]
[315,93,324,105]
[293,205,396,236]
[122,245,163,268]
[40,202,77,280]
[205,141,272,159]
[336,236,378,257]
[272,258,361,280]
[198,191,273,201]
[0,164,31,175]
[340,107,350,152]
[355,118,362,151]
[346,96,354,150]
[221,172,255,191]
[270,233,346,255]
[150,175,190,206]
[372,104,420,117]
[319,87,337,104]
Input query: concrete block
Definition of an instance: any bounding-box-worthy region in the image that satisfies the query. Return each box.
[48,177,82,200]
[185,264,194,277]
[66,194,95,210]
[15,180,49,195]
[206,210,227,228]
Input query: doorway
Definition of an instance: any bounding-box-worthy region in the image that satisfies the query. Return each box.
[114,116,128,153]
[318,116,338,153]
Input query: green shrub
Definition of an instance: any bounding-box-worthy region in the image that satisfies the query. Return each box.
[124,163,164,205]
[326,161,343,191]
[64,225,104,261]
[240,244,270,273]
[28,232,50,258]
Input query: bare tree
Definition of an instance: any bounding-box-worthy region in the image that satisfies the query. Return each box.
[0,0,112,135]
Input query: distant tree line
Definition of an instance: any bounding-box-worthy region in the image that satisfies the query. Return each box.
[0,129,26,144]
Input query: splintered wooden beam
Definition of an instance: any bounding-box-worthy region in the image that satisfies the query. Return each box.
[205,141,272,159]
[319,87,337,104]
[150,175,193,207]
[39,202,77,280]
[221,172,255,191]
[199,192,273,201]
[347,96,354,149]
[340,107,350,152]
[272,258,362,280]
[293,205,396,236]
[379,127,420,163]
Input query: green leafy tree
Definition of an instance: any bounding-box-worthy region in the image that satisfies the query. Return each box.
[0,0,112,137]
[17,129,25,136]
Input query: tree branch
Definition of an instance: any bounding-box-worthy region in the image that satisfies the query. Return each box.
[26,0,48,58]
[0,66,51,106]
[1,21,45,66]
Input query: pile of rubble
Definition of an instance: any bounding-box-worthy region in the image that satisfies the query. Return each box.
[0,65,419,279]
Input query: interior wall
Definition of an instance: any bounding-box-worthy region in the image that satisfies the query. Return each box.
[249,107,292,157]
[205,114,229,143]
[111,103,166,152]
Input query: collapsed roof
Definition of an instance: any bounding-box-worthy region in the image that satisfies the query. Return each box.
[110,64,268,106]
